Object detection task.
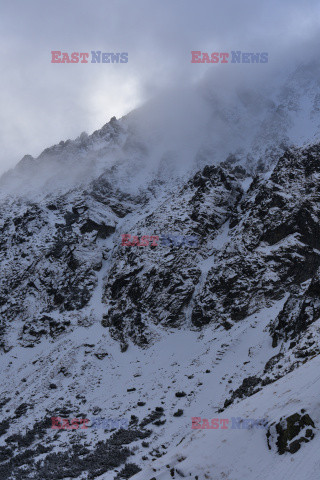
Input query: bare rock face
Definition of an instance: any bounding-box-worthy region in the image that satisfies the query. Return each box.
[4,141,320,353]
[267,411,315,454]
[270,267,320,347]
[191,144,320,328]
[0,163,143,350]
[102,165,242,347]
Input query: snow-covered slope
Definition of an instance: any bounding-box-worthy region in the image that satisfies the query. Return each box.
[131,351,320,480]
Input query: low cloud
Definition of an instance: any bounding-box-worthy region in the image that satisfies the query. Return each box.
[0,0,319,174]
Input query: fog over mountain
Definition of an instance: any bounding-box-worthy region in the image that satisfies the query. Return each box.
[2,58,320,197]
[1,0,320,173]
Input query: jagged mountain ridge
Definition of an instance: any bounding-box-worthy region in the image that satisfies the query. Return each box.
[2,61,320,197]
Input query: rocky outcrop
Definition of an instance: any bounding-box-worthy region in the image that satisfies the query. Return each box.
[270,267,320,347]
[267,411,315,454]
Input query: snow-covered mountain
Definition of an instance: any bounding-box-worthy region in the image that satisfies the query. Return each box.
[1,62,320,480]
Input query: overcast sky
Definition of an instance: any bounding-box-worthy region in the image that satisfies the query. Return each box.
[0,0,320,174]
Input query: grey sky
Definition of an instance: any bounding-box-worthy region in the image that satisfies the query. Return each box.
[0,0,320,174]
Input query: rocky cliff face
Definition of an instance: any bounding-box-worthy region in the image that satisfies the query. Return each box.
[103,164,243,348]
[193,144,320,328]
